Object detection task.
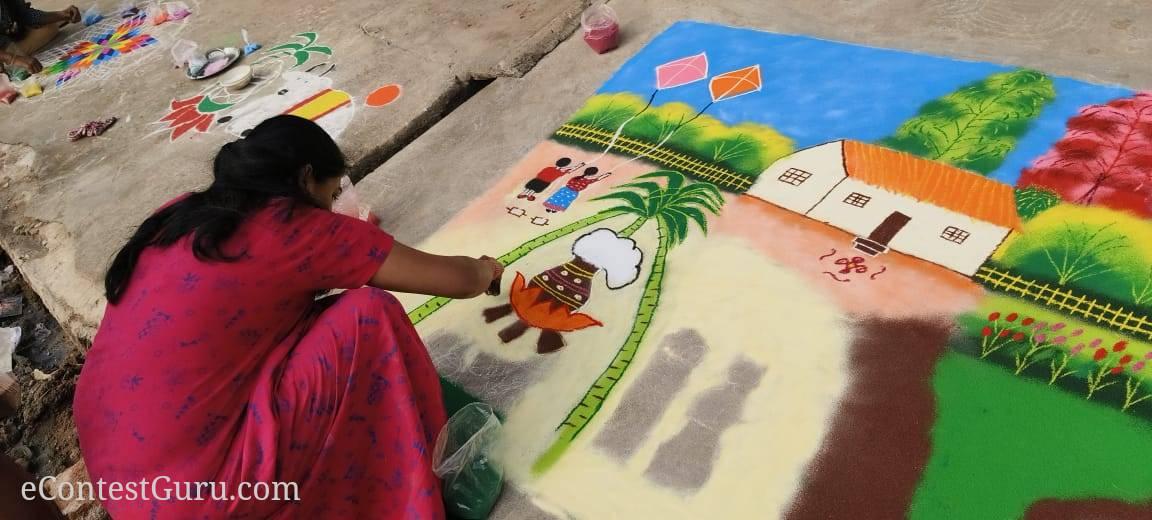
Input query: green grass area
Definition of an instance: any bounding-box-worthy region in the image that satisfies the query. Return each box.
[911,353,1152,519]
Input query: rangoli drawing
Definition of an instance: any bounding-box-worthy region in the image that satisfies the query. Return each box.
[396,21,1152,519]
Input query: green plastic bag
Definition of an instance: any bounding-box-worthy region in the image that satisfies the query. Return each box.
[433,402,504,519]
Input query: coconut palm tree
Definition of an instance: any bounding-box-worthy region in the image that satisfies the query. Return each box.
[408,176,649,324]
[531,171,723,474]
[407,171,721,322]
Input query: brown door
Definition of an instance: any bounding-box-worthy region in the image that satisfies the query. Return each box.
[868,211,911,245]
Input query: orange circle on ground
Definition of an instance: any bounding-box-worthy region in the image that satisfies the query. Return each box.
[366,84,402,107]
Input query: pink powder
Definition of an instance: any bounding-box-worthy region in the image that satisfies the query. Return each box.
[583,22,620,54]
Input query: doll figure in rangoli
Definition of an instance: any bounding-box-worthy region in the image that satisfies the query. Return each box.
[218,67,355,139]
[484,229,643,354]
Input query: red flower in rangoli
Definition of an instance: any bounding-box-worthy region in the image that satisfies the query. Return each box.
[1021,317,1035,326]
[1005,312,1019,322]
[1012,332,1026,341]
[1094,348,1108,361]
[981,326,992,337]
[1112,367,1125,374]
[998,329,1011,338]
[159,95,215,140]
[1120,354,1134,365]
[1113,340,1129,352]
[988,312,1001,322]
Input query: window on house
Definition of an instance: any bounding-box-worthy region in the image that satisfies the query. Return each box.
[941,226,970,244]
[777,168,812,186]
[843,192,871,208]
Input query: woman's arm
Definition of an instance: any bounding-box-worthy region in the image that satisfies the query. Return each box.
[20,5,79,27]
[370,242,503,299]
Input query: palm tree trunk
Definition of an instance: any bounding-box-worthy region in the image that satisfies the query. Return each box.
[407,210,631,324]
[532,218,670,475]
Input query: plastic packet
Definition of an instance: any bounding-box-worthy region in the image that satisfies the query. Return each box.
[581,4,620,54]
[0,76,18,105]
[432,402,504,520]
[170,39,199,68]
[81,4,102,26]
[331,176,373,223]
[19,78,42,98]
[163,1,192,21]
[241,28,261,55]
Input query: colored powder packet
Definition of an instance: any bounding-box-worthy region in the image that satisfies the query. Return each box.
[0,296,22,319]
[433,403,505,520]
[19,79,41,98]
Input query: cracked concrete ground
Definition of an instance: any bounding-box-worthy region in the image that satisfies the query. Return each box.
[0,0,590,340]
[3,0,1152,517]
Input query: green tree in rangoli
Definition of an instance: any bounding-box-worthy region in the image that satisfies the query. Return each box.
[408,172,722,323]
[1014,186,1061,221]
[532,172,723,474]
[405,172,724,474]
[880,69,1056,175]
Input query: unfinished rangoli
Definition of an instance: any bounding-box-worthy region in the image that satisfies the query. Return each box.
[401,21,1152,519]
[32,1,192,100]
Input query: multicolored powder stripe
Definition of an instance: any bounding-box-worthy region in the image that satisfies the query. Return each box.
[42,14,158,86]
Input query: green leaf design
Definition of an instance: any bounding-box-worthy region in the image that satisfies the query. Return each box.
[661,211,689,245]
[880,69,1056,175]
[670,206,709,236]
[266,42,303,53]
[294,32,318,46]
[620,181,663,197]
[293,51,310,67]
[592,191,648,215]
[304,45,332,55]
[197,96,235,113]
[637,170,684,191]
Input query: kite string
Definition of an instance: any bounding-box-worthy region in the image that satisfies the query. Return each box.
[608,100,713,171]
[586,89,658,166]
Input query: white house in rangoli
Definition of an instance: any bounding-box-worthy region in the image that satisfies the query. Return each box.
[746,140,1022,276]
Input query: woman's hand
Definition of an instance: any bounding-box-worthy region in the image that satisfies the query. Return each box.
[479,255,504,282]
[371,243,507,299]
[7,55,42,74]
[58,6,81,25]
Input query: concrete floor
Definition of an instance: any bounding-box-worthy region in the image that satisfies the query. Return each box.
[0,0,590,339]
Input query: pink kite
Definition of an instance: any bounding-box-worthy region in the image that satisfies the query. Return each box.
[709,64,762,102]
[655,52,709,90]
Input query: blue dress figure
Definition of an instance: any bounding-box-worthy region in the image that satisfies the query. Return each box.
[543,167,612,213]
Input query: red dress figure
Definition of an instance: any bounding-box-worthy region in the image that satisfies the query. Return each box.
[518,157,583,201]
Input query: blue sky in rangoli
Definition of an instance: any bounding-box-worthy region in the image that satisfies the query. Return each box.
[593,21,1135,186]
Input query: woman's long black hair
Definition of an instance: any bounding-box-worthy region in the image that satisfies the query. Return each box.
[104,115,346,303]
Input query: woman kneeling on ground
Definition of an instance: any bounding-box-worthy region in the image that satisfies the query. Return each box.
[1,1,81,76]
[73,115,502,518]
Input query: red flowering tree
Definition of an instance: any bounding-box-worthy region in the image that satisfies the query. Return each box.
[1017,92,1152,216]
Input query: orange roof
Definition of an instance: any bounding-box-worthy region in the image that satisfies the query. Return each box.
[840,140,1022,229]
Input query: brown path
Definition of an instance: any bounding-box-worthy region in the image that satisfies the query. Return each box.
[1025,498,1152,519]
[784,317,951,519]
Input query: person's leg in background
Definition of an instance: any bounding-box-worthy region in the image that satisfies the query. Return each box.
[0,452,67,519]
[1,372,65,519]
[13,22,61,56]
